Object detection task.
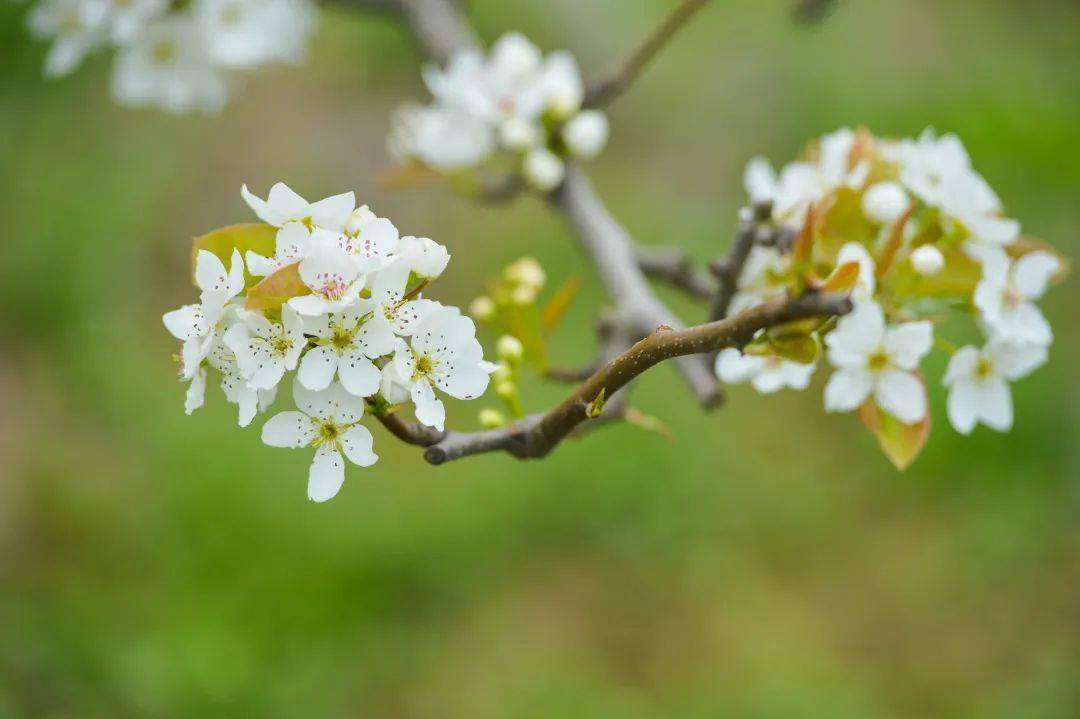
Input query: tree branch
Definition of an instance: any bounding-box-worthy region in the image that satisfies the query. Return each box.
[583,0,713,108]
[637,245,715,299]
[422,291,852,464]
[708,201,773,322]
[551,165,722,408]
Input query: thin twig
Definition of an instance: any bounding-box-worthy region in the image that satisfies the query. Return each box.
[708,201,773,322]
[636,246,715,299]
[584,0,713,108]
[422,291,852,464]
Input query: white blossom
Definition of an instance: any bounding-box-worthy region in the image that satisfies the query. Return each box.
[208,331,277,426]
[296,303,391,397]
[398,236,450,279]
[110,15,229,114]
[767,128,870,228]
[224,304,306,391]
[194,0,312,70]
[943,339,1047,434]
[715,348,815,394]
[241,182,354,233]
[288,231,366,316]
[162,249,244,379]
[973,251,1059,346]
[824,301,933,424]
[386,306,492,431]
[27,0,108,77]
[104,0,168,44]
[729,245,789,314]
[261,381,377,502]
[388,103,496,171]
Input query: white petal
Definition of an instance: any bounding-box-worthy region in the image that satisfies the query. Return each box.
[825,301,886,365]
[943,346,979,386]
[884,321,933,370]
[390,299,440,336]
[986,339,1047,381]
[714,349,762,384]
[194,250,231,296]
[262,411,317,448]
[340,425,378,467]
[743,157,778,204]
[946,382,978,435]
[184,368,207,415]
[266,182,310,224]
[1012,251,1060,300]
[338,351,381,398]
[356,316,397,359]
[163,304,208,341]
[824,369,873,413]
[235,385,259,428]
[411,380,445,431]
[297,346,338,390]
[873,370,926,424]
[308,192,355,231]
[435,361,491,400]
[245,251,277,277]
[380,363,411,404]
[750,368,786,394]
[293,379,339,421]
[308,445,345,503]
[973,377,1013,432]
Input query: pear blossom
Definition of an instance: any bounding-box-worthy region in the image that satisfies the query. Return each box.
[194,0,313,70]
[715,348,815,394]
[824,301,933,424]
[295,303,390,396]
[224,304,306,391]
[365,259,440,336]
[103,0,168,44]
[208,334,277,426]
[242,182,355,233]
[110,15,229,114]
[288,232,366,316]
[341,206,402,265]
[973,251,1060,346]
[388,103,496,171]
[261,381,377,502]
[387,307,492,431]
[27,0,108,77]
[162,249,244,379]
[943,339,1047,434]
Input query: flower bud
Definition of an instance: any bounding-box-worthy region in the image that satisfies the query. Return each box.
[562,110,609,160]
[861,181,909,225]
[400,235,450,278]
[523,148,565,191]
[499,117,542,151]
[510,284,537,306]
[495,379,517,401]
[504,257,546,290]
[492,363,513,383]
[469,295,496,321]
[496,335,524,364]
[910,244,945,276]
[478,408,506,428]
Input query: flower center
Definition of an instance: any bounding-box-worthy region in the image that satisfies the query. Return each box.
[151,39,177,65]
[314,272,348,300]
[312,420,347,447]
[270,335,293,355]
[330,326,354,352]
[867,349,891,373]
[974,357,995,380]
[413,353,436,380]
[1001,285,1022,309]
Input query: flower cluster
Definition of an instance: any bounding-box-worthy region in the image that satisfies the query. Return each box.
[164,183,496,501]
[26,0,314,113]
[388,32,610,191]
[717,128,1064,463]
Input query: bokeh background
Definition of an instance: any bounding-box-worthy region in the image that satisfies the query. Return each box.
[2,0,1079,716]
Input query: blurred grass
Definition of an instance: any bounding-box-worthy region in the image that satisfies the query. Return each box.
[1,0,1079,717]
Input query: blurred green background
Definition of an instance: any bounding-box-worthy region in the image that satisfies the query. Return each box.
[2,0,1079,716]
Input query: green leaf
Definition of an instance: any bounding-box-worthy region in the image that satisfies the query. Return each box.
[191,223,277,289]
[766,330,819,364]
[857,379,930,471]
[245,263,310,312]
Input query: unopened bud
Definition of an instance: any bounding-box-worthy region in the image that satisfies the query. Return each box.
[505,257,546,289]
[523,148,565,192]
[562,110,609,160]
[910,244,945,275]
[510,284,538,306]
[861,181,909,225]
[469,295,496,321]
[495,380,517,401]
[478,408,506,428]
[499,117,542,151]
[496,335,524,364]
